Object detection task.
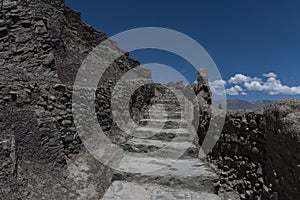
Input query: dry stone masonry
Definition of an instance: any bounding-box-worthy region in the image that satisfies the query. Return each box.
[209,100,300,200]
[0,0,299,199]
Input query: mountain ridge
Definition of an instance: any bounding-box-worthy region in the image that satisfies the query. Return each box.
[226,99,274,110]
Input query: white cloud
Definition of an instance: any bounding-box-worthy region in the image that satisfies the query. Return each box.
[226,85,246,96]
[263,72,278,78]
[228,74,262,85]
[228,74,252,84]
[209,80,226,95]
[227,72,300,95]
[244,81,264,91]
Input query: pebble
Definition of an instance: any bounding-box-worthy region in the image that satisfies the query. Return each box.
[24,88,32,94]
[43,52,55,67]
[61,120,72,126]
[0,19,6,26]
[49,95,56,101]
[252,147,259,154]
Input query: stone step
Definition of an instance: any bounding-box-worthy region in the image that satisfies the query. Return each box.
[116,155,212,176]
[147,110,184,119]
[152,97,184,103]
[133,127,192,141]
[139,119,188,129]
[139,119,188,123]
[150,103,184,112]
[145,112,183,119]
[102,181,221,200]
[154,99,181,104]
[114,156,218,193]
[122,138,198,158]
[163,89,185,95]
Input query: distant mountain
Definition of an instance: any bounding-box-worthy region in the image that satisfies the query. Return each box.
[226,100,274,110]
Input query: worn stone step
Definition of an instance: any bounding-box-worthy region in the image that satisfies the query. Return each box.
[140,119,187,122]
[114,156,218,193]
[122,138,198,158]
[145,111,183,119]
[150,103,184,112]
[154,99,181,104]
[102,181,221,200]
[139,118,188,129]
[133,127,193,141]
[153,99,178,103]
[116,156,213,176]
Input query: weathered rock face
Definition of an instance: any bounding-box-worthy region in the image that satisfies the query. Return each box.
[209,110,270,200]
[1,0,63,83]
[264,99,300,200]
[0,109,66,199]
[0,0,149,199]
[209,99,300,200]
[0,0,141,84]
[0,83,125,199]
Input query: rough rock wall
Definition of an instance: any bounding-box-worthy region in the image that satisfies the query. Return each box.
[1,0,64,83]
[209,110,270,200]
[209,99,300,200]
[0,0,141,84]
[0,83,119,199]
[264,99,300,200]
[0,0,151,199]
[0,108,66,199]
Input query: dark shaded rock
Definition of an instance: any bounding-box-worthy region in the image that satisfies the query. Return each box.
[43,52,55,68]
[53,84,66,91]
[0,27,8,38]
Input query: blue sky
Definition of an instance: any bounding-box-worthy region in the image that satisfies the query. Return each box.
[65,0,300,101]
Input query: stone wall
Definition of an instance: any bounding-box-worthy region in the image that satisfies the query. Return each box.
[264,99,300,200]
[0,0,151,198]
[0,82,114,199]
[209,110,270,199]
[208,99,300,200]
[1,0,299,199]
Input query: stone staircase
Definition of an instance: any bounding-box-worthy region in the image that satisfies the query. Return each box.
[102,89,221,200]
